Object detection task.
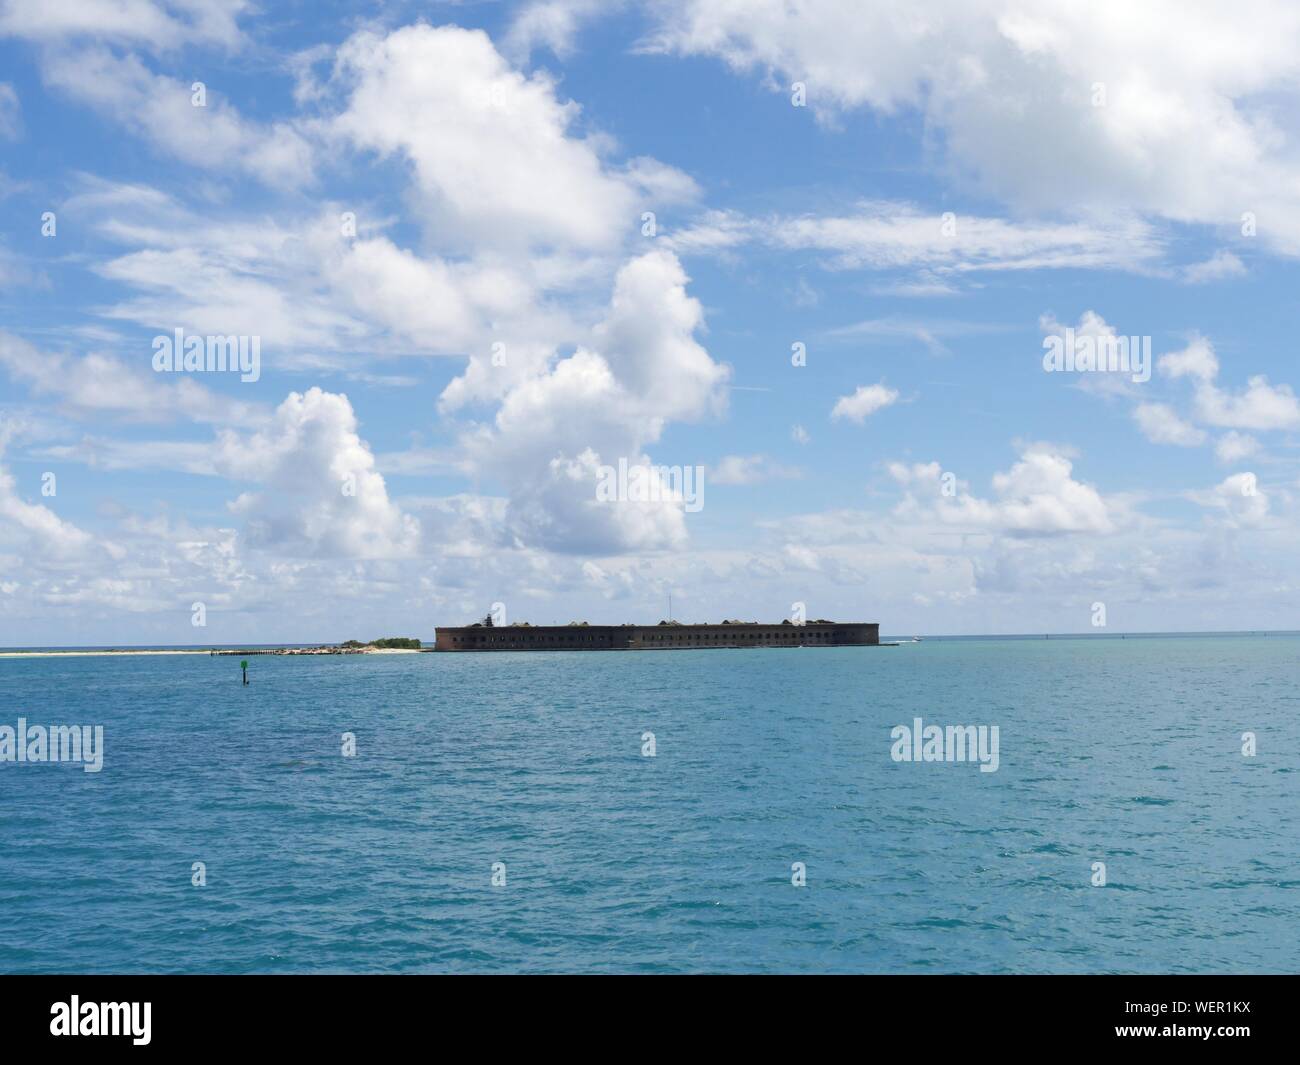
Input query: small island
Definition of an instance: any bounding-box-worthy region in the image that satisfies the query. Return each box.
[0,638,430,658]
[211,637,424,656]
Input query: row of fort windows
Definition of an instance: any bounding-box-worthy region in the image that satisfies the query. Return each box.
[448,629,842,646]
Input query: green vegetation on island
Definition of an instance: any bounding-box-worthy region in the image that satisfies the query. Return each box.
[341,637,422,649]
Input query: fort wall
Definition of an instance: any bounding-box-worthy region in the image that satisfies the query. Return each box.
[433,623,879,651]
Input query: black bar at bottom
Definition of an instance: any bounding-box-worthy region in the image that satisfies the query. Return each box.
[0,974,1287,1052]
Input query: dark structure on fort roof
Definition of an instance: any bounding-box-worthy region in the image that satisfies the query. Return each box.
[433,619,880,651]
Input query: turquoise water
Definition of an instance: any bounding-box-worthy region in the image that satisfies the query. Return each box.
[1,637,1297,973]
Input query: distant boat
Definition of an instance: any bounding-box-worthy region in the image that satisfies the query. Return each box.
[911,636,923,643]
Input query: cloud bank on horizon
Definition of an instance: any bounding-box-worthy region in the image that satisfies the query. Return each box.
[0,0,1298,643]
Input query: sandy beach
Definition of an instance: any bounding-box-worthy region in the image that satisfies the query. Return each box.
[0,647,424,658]
[0,650,213,658]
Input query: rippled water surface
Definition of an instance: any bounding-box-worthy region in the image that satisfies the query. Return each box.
[1,637,1297,973]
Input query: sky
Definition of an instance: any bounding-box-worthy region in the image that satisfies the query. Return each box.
[1,0,1298,645]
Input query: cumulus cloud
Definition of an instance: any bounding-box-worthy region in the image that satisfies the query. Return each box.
[1037,309,1149,398]
[216,388,420,559]
[1159,337,1300,430]
[452,249,729,554]
[505,0,622,60]
[831,383,899,423]
[1215,431,1260,464]
[1182,249,1247,284]
[64,179,557,369]
[1195,375,1300,431]
[890,446,1115,536]
[1188,472,1270,527]
[1133,403,1206,447]
[1045,317,1300,445]
[6,5,1300,645]
[53,25,702,395]
[332,24,689,253]
[1158,337,1220,382]
[645,0,1300,254]
[591,248,729,420]
[0,418,101,563]
[7,25,728,568]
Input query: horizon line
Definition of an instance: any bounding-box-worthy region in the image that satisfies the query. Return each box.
[3,627,1298,652]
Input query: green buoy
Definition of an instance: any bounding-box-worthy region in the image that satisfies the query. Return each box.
[240,659,249,686]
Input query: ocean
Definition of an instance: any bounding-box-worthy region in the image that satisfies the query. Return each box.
[1,635,1297,973]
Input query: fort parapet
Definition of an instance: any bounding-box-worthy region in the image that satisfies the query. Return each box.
[433,622,880,651]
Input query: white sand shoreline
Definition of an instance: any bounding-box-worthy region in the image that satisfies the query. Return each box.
[0,648,424,658]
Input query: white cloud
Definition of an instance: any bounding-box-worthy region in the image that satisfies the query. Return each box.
[332,24,687,253]
[452,248,729,554]
[669,202,1162,275]
[5,21,728,567]
[0,330,266,428]
[0,419,102,562]
[661,209,754,255]
[831,382,899,423]
[34,436,220,476]
[1188,472,1270,527]
[712,454,800,485]
[1215,431,1260,464]
[783,542,821,570]
[1158,337,1300,430]
[989,450,1114,535]
[64,180,560,367]
[1048,319,1300,443]
[18,24,699,413]
[646,0,1300,255]
[1195,374,1300,431]
[772,204,1161,273]
[40,48,312,186]
[591,248,729,420]
[890,446,1116,536]
[216,388,420,559]
[8,7,1300,640]
[1133,403,1206,447]
[1158,337,1220,382]
[1038,309,1144,398]
[0,465,96,559]
[1182,249,1247,284]
[505,0,615,59]
[0,0,248,49]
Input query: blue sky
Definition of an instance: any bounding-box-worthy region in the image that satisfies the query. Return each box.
[1,0,1298,645]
